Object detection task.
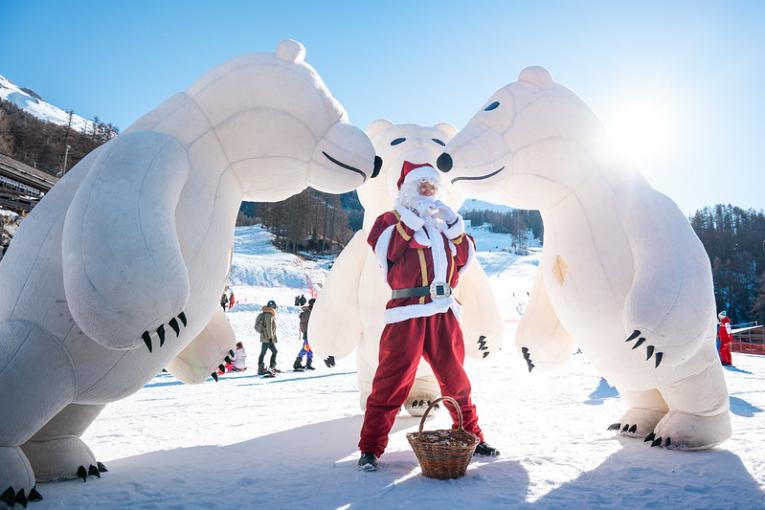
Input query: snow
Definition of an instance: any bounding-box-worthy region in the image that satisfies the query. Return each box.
[30,223,765,509]
[0,74,94,133]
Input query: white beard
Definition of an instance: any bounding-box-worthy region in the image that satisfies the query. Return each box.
[395,179,448,231]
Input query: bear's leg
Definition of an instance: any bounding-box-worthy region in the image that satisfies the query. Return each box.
[0,320,75,495]
[21,404,106,482]
[611,388,668,438]
[651,361,731,450]
[404,363,440,418]
[356,348,375,411]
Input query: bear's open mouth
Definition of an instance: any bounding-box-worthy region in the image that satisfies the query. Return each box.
[322,151,367,182]
[451,166,505,184]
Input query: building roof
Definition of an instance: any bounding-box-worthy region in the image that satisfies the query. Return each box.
[0,152,59,193]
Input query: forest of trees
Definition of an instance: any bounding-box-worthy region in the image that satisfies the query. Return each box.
[238,189,357,255]
[462,208,544,252]
[690,205,765,325]
[0,99,118,176]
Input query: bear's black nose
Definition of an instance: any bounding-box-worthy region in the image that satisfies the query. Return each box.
[436,152,453,172]
[371,156,383,178]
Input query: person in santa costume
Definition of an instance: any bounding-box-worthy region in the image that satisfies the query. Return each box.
[717,310,733,366]
[357,161,499,470]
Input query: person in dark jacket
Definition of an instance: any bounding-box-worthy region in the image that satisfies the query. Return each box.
[294,298,316,370]
[255,300,279,374]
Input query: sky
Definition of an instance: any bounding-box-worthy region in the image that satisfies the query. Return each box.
[1,0,763,213]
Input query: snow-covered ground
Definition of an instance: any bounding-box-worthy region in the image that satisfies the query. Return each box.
[0,74,93,133]
[31,224,765,509]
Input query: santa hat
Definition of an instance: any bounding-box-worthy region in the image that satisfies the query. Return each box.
[397,161,440,190]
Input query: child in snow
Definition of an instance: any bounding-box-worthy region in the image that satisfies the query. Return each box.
[255,300,279,374]
[293,298,316,370]
[230,341,247,372]
[358,161,499,471]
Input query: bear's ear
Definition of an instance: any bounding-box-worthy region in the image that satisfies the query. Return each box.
[366,119,394,138]
[518,66,554,89]
[276,39,306,64]
[434,122,457,139]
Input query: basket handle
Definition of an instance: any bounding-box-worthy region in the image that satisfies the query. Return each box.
[417,396,464,435]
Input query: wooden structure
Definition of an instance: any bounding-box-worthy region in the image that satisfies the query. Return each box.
[731,324,765,355]
[0,152,59,213]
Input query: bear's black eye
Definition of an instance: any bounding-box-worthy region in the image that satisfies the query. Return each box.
[432,138,445,146]
[391,138,406,146]
[484,101,500,111]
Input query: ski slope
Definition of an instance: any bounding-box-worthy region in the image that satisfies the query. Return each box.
[30,224,765,509]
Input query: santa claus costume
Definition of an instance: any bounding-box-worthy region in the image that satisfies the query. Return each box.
[357,161,498,470]
[718,311,733,366]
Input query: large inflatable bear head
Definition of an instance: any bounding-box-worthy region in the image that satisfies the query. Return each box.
[437,67,613,211]
[184,39,381,201]
[358,120,462,231]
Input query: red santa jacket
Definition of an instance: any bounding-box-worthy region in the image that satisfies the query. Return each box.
[367,205,476,324]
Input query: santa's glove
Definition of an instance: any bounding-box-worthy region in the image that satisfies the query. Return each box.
[414,199,437,217]
[324,356,336,368]
[432,201,458,224]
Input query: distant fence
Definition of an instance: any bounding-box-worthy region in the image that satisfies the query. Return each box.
[731,324,764,355]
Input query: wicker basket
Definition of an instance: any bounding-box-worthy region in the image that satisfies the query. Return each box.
[406,396,480,480]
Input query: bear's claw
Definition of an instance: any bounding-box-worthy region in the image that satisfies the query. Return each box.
[607,422,621,431]
[141,312,188,352]
[76,464,104,482]
[28,487,42,503]
[624,330,664,368]
[521,347,535,372]
[1,488,15,508]
[477,336,490,358]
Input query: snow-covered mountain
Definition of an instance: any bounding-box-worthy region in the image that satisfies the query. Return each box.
[0,74,94,133]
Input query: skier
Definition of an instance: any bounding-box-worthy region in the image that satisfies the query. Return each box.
[717,310,733,366]
[357,161,499,471]
[255,300,279,375]
[293,298,316,371]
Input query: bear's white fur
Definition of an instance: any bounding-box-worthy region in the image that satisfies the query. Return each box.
[0,40,378,489]
[309,120,504,416]
[440,66,730,450]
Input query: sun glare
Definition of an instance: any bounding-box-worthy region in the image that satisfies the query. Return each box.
[604,100,676,167]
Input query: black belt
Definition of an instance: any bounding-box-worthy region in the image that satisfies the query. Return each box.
[392,282,452,299]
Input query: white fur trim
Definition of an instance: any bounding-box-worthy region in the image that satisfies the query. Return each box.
[395,205,424,231]
[444,215,465,239]
[384,298,463,324]
[403,165,440,187]
[425,223,447,283]
[413,228,431,247]
[374,224,396,278]
[458,236,476,276]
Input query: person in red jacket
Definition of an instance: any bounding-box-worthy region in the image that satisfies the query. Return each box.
[717,310,733,366]
[357,161,499,471]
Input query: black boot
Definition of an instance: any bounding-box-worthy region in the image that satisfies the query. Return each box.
[358,452,379,471]
[474,441,500,457]
[293,357,305,371]
[258,364,267,375]
[305,358,315,370]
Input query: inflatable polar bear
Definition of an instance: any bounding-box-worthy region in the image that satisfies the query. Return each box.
[0,40,380,496]
[436,67,730,450]
[309,120,504,416]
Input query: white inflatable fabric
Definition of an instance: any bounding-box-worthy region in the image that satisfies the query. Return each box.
[437,67,730,450]
[0,39,379,491]
[309,120,504,416]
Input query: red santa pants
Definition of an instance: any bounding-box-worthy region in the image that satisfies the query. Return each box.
[358,310,483,456]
